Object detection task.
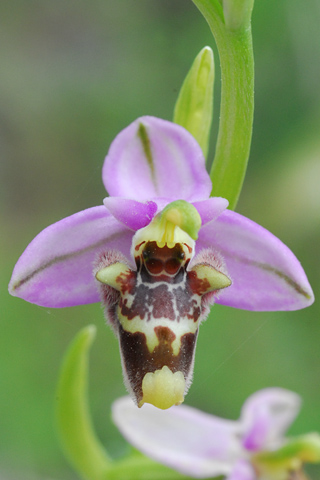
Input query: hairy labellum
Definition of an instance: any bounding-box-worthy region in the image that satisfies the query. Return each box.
[94,206,231,409]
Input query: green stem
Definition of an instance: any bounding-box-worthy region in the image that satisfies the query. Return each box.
[192,0,254,210]
[55,326,112,480]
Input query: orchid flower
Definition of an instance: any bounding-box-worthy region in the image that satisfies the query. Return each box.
[113,389,320,480]
[9,116,314,410]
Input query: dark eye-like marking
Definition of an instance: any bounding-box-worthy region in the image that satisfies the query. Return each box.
[142,241,187,276]
[164,258,181,275]
[146,258,163,274]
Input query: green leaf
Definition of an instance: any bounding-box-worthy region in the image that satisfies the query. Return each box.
[174,46,214,159]
[55,325,111,480]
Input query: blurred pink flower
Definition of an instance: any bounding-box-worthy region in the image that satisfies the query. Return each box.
[113,388,320,479]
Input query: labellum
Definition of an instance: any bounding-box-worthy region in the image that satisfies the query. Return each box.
[95,201,231,409]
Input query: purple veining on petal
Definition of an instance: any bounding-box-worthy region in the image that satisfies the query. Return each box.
[102,116,212,202]
[103,197,157,230]
[197,209,314,311]
[9,206,133,308]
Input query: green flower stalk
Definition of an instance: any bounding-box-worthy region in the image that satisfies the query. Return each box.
[192,0,255,210]
[223,0,255,32]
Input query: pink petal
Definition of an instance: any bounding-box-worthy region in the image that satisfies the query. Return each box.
[112,396,241,478]
[193,197,229,225]
[103,116,212,202]
[9,206,133,308]
[103,197,157,230]
[241,388,301,452]
[197,210,314,311]
[227,459,256,480]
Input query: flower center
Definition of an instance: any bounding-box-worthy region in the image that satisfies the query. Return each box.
[252,434,320,480]
[95,199,231,409]
[132,199,201,253]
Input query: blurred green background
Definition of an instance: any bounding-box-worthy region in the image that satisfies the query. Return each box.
[1,1,320,479]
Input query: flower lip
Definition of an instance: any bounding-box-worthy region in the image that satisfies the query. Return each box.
[95,200,233,409]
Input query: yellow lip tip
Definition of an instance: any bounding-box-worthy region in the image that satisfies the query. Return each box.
[140,366,185,410]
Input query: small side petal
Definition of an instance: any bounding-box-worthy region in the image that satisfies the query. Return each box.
[9,206,133,308]
[103,197,157,230]
[240,388,301,451]
[193,197,229,225]
[112,396,241,478]
[198,210,314,311]
[103,116,212,202]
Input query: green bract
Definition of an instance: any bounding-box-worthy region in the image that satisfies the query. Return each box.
[174,46,214,160]
[55,325,111,480]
